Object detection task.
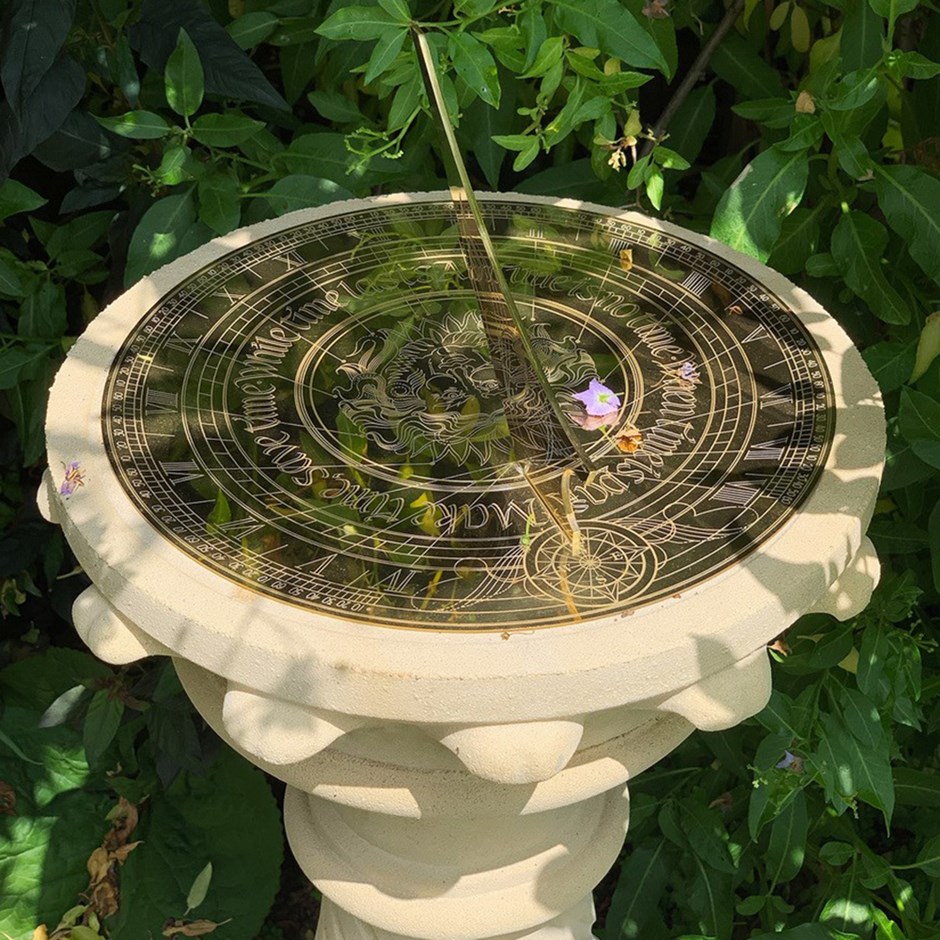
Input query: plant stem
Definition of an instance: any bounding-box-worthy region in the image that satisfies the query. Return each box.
[639,0,747,159]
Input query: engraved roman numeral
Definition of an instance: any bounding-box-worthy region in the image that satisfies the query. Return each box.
[760,385,793,408]
[297,552,337,575]
[212,282,248,305]
[680,271,711,295]
[161,461,203,484]
[165,332,198,355]
[714,481,760,506]
[378,569,417,592]
[145,388,179,416]
[742,324,769,344]
[215,517,265,539]
[744,438,788,461]
[276,249,308,271]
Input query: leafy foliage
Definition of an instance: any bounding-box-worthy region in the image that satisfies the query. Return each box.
[0,0,938,937]
[0,651,283,940]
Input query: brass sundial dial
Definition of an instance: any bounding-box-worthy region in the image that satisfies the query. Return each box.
[45,40,852,647]
[102,193,833,631]
[94,36,837,633]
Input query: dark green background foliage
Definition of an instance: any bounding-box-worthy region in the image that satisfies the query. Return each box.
[0,0,938,937]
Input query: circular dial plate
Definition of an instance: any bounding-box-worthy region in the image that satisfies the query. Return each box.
[103,198,835,631]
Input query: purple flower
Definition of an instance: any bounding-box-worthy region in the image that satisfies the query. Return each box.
[776,750,804,773]
[776,750,797,770]
[60,461,85,497]
[678,362,699,382]
[572,379,621,417]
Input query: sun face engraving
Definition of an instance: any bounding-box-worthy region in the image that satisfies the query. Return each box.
[102,197,835,631]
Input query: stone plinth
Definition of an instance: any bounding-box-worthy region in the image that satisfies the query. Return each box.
[41,195,885,938]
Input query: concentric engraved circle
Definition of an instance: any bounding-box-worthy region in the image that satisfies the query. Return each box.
[102,196,835,630]
[524,525,655,606]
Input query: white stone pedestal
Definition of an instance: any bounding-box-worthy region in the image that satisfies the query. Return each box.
[40,196,886,938]
[55,539,878,939]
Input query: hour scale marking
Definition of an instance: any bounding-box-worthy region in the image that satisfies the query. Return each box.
[103,197,835,630]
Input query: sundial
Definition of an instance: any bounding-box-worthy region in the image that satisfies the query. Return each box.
[42,38,884,940]
[100,193,833,631]
[93,31,838,636]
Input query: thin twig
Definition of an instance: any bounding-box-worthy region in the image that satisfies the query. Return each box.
[638,0,747,159]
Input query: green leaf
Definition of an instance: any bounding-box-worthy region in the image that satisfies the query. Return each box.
[808,624,854,668]
[315,6,397,40]
[0,256,24,297]
[82,688,124,765]
[131,0,287,110]
[378,0,411,22]
[191,112,264,147]
[767,789,808,885]
[830,212,910,325]
[448,32,501,108]
[768,203,827,275]
[820,841,857,866]
[165,28,205,118]
[38,684,89,728]
[108,749,283,939]
[871,164,940,285]
[459,83,516,188]
[364,28,408,84]
[279,41,318,105]
[894,767,940,807]
[828,69,882,111]
[839,687,884,749]
[198,172,241,235]
[19,279,66,338]
[710,145,809,261]
[869,518,929,553]
[549,0,667,73]
[186,861,213,911]
[522,36,565,78]
[226,11,279,49]
[263,175,355,215]
[711,33,786,100]
[898,387,940,462]
[886,50,940,80]
[46,211,113,258]
[869,0,919,17]
[0,344,50,390]
[862,340,917,393]
[125,191,197,287]
[0,708,112,939]
[841,0,884,71]
[688,854,733,938]
[307,90,365,123]
[912,311,940,381]
[512,138,540,171]
[682,800,736,873]
[0,178,47,222]
[821,865,874,936]
[930,501,940,594]
[0,0,77,113]
[602,843,671,939]
[667,85,716,164]
[95,110,171,139]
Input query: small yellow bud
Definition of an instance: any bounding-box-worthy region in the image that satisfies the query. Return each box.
[795,90,816,114]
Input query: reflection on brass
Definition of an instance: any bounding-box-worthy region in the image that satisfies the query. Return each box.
[102,198,836,632]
